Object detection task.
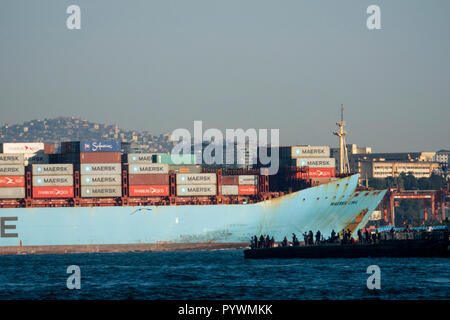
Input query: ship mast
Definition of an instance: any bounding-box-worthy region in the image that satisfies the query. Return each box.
[333,104,350,174]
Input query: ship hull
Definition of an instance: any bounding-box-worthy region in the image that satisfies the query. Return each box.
[0,174,386,252]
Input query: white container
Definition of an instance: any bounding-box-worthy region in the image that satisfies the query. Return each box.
[238,175,258,185]
[296,158,335,168]
[176,184,216,196]
[127,153,154,164]
[24,153,49,165]
[0,165,25,176]
[0,154,24,165]
[291,146,330,158]
[176,173,216,185]
[1,143,44,154]
[32,164,73,176]
[221,185,239,196]
[80,163,122,175]
[81,186,122,198]
[81,174,122,186]
[0,187,25,199]
[128,164,168,175]
[32,175,73,187]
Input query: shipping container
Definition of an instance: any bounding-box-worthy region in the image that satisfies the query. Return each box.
[32,186,74,198]
[61,152,80,164]
[0,154,24,165]
[296,158,336,168]
[238,185,257,195]
[291,146,330,158]
[221,175,239,185]
[80,163,122,175]
[127,153,154,164]
[32,164,73,176]
[80,152,121,164]
[80,141,121,152]
[81,186,122,198]
[238,175,258,185]
[44,144,55,154]
[81,174,122,186]
[0,187,25,199]
[0,165,25,176]
[129,185,170,197]
[168,165,202,174]
[0,176,25,187]
[307,167,336,178]
[129,164,169,175]
[221,185,239,195]
[23,153,49,166]
[128,174,169,186]
[176,173,216,185]
[176,185,216,196]
[154,154,196,165]
[60,141,80,154]
[1,143,44,154]
[32,175,73,187]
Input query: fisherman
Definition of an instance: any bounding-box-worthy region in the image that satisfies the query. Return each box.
[271,236,275,248]
[357,229,362,243]
[250,237,255,249]
[303,232,308,245]
[308,230,314,245]
[254,235,258,248]
[259,235,265,248]
[282,236,288,247]
[315,230,321,245]
[292,233,299,247]
[331,229,336,242]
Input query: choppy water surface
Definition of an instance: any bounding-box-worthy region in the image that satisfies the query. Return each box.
[0,249,448,299]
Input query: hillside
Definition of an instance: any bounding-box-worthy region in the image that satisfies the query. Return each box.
[0,117,173,153]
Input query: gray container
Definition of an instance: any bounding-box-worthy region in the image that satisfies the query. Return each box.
[0,165,25,176]
[32,164,74,176]
[176,173,216,185]
[221,185,239,196]
[81,186,122,198]
[80,163,122,175]
[0,187,25,199]
[127,153,154,164]
[238,175,258,185]
[32,175,73,187]
[128,164,168,175]
[81,174,122,186]
[291,146,330,158]
[176,184,216,196]
[0,154,24,165]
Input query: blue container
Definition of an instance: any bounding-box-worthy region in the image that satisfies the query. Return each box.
[80,141,121,152]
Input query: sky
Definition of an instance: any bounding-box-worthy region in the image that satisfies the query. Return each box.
[0,0,449,152]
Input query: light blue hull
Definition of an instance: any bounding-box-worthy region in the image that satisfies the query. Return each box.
[0,174,386,246]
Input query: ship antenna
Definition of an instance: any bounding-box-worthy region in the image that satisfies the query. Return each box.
[333,104,350,175]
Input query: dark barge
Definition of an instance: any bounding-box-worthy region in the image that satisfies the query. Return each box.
[244,232,450,259]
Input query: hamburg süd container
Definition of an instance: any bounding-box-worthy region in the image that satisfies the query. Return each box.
[0,154,24,165]
[306,167,336,178]
[238,175,258,185]
[128,174,169,186]
[32,175,73,187]
[0,143,44,154]
[80,141,121,152]
[0,165,25,176]
[80,152,121,163]
[129,164,169,175]
[81,186,122,197]
[80,163,122,175]
[81,175,122,186]
[129,185,170,197]
[296,158,335,168]
[32,186,74,198]
[32,164,73,176]
[0,176,25,187]
[176,173,216,185]
[0,187,25,199]
[176,185,216,196]
[238,185,257,195]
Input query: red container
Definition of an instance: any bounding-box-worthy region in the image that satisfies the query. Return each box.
[33,186,74,198]
[221,176,239,185]
[0,176,25,187]
[80,152,121,163]
[129,185,170,197]
[238,185,257,195]
[44,144,55,154]
[128,174,169,186]
[308,168,335,178]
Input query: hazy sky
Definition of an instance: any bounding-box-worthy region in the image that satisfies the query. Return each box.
[1,0,449,152]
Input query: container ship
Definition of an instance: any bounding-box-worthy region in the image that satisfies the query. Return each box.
[0,139,387,254]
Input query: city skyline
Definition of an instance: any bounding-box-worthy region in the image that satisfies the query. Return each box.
[1,0,449,152]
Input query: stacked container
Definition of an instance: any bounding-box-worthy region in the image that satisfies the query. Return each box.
[32,164,74,198]
[0,154,25,199]
[291,146,335,179]
[79,141,122,198]
[176,173,216,196]
[127,153,169,197]
[153,154,196,165]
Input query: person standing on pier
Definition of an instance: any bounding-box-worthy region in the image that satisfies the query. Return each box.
[315,230,321,245]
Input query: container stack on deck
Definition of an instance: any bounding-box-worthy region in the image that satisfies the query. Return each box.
[176,173,217,196]
[32,164,74,198]
[0,153,25,199]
